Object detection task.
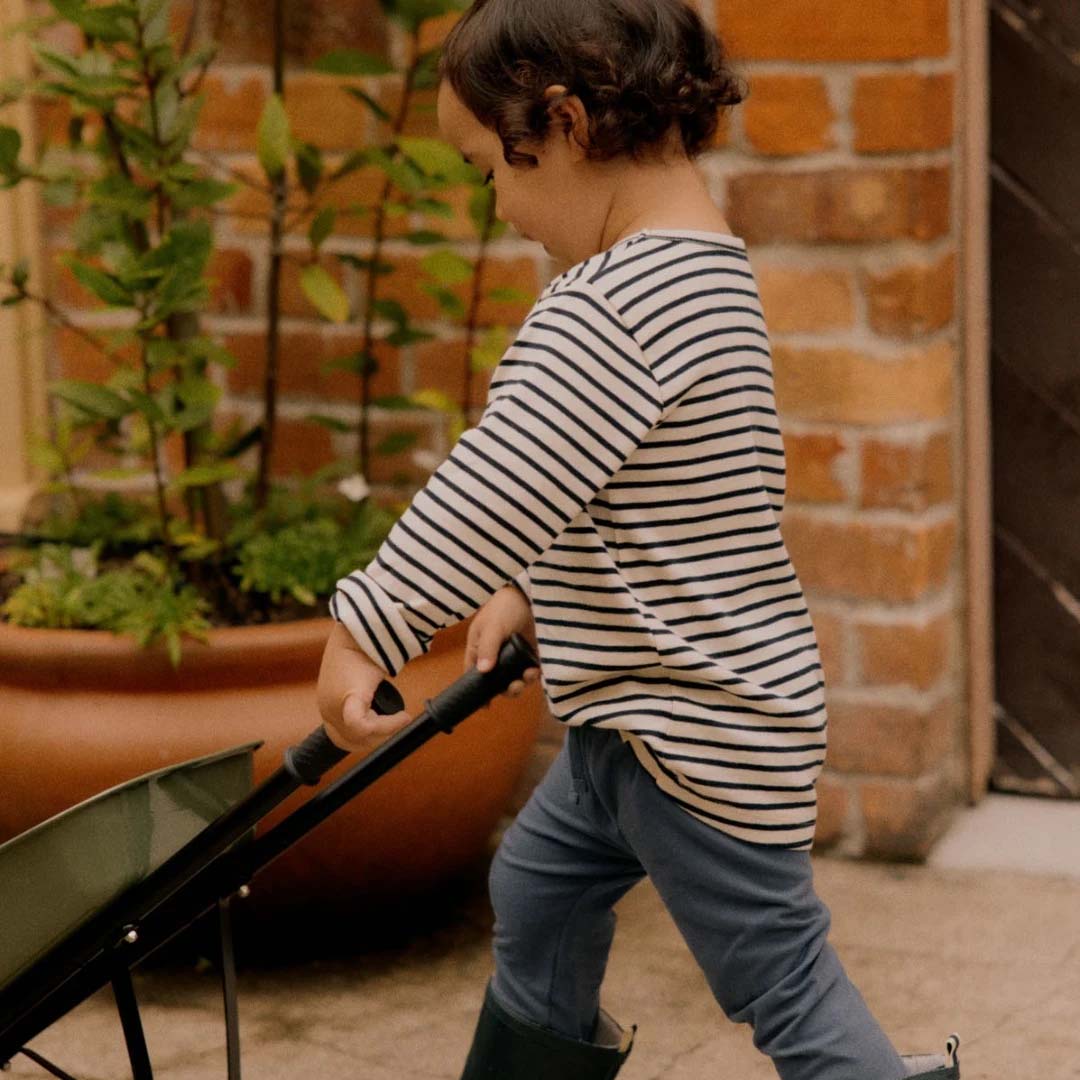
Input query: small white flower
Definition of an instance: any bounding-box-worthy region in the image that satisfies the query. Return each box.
[337,473,371,502]
[411,449,443,474]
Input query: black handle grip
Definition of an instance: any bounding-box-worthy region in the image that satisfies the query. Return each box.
[284,679,406,785]
[423,632,538,734]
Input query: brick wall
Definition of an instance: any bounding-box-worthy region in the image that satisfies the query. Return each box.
[36,0,968,860]
[707,0,964,859]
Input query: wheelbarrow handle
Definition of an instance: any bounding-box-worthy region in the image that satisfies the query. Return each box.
[284,632,538,785]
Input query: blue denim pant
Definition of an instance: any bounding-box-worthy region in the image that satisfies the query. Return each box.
[488,725,907,1080]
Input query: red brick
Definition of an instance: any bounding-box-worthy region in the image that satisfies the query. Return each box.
[862,253,956,339]
[207,249,254,315]
[174,0,391,66]
[784,431,849,503]
[813,774,849,850]
[412,338,496,412]
[191,74,267,153]
[269,416,336,476]
[783,513,957,602]
[223,329,402,402]
[757,265,855,333]
[853,73,954,154]
[727,167,951,245]
[716,0,950,61]
[51,326,134,383]
[743,75,835,156]
[855,611,953,690]
[286,73,375,150]
[772,342,954,425]
[859,771,956,860]
[860,432,953,510]
[809,606,848,688]
[828,696,955,776]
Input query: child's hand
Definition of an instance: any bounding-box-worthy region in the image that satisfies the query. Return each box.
[317,622,412,753]
[465,583,541,699]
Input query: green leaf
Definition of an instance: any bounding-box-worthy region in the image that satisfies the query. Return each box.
[88,173,153,215]
[296,142,323,195]
[0,126,21,176]
[365,147,426,193]
[343,86,391,124]
[405,229,448,245]
[307,413,353,433]
[420,282,466,319]
[470,325,511,370]
[43,178,79,207]
[322,349,377,376]
[421,248,473,286]
[64,258,133,305]
[309,207,336,251]
[300,264,349,323]
[396,136,474,183]
[371,298,407,326]
[487,287,533,303]
[371,394,414,410]
[50,379,131,420]
[411,388,459,414]
[171,462,240,490]
[78,4,137,44]
[412,196,454,219]
[168,177,236,210]
[171,377,221,432]
[256,94,290,180]
[412,47,443,92]
[312,49,395,76]
[375,430,419,455]
[336,253,394,276]
[329,148,372,180]
[11,258,30,291]
[386,325,435,347]
[469,184,506,238]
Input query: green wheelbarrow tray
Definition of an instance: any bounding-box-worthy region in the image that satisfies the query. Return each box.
[0,743,258,993]
[0,632,537,1080]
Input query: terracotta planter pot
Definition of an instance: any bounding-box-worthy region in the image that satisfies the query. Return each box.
[0,616,542,920]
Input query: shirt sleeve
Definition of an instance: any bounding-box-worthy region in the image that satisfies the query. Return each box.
[329,281,663,676]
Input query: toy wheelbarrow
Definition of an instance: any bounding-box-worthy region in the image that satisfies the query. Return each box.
[0,634,537,1080]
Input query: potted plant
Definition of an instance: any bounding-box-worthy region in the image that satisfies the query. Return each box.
[0,0,542,919]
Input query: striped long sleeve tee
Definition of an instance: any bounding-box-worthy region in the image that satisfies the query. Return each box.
[331,228,827,850]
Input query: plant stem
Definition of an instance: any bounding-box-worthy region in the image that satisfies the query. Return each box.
[138,335,175,569]
[255,0,286,512]
[357,28,424,477]
[462,194,498,423]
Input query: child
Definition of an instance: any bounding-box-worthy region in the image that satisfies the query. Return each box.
[317,1,962,1076]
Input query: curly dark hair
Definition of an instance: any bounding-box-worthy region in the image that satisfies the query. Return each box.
[436,0,746,168]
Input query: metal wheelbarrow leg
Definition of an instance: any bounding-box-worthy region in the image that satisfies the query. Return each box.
[0,633,537,1080]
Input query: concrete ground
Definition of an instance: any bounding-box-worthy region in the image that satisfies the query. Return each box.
[8,795,1080,1080]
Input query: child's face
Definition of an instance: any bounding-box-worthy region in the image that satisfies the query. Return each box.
[437,82,601,270]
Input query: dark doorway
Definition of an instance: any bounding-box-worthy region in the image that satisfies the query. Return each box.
[989,0,1080,798]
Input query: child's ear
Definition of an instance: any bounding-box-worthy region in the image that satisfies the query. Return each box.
[543,84,591,157]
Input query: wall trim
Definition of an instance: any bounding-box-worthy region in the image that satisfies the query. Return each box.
[959,0,995,801]
[0,0,48,532]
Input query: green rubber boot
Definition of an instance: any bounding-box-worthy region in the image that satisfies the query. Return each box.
[459,983,634,1080]
[900,1034,961,1078]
